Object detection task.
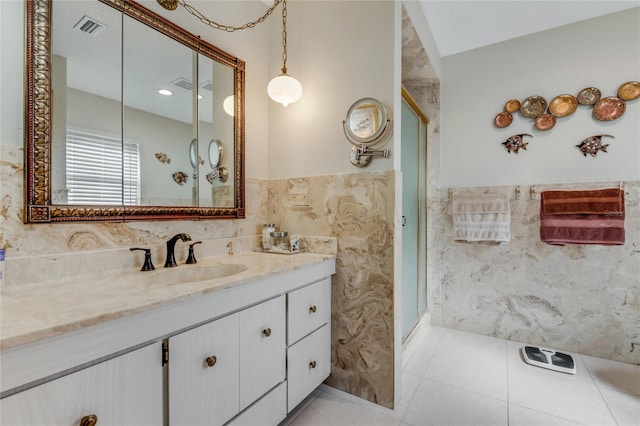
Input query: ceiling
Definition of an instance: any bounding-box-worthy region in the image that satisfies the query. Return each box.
[419,0,640,57]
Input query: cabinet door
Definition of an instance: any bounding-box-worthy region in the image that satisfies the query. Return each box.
[287,324,330,412]
[169,313,240,426]
[0,343,162,426]
[288,278,330,345]
[228,381,286,426]
[239,295,286,410]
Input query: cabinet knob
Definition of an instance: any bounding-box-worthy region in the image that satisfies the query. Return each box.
[309,361,317,369]
[309,305,317,313]
[205,355,217,367]
[262,328,272,337]
[80,414,98,426]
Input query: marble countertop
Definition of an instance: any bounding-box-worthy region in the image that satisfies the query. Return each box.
[0,252,334,351]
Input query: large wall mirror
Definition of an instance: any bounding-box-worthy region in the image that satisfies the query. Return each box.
[25,0,245,223]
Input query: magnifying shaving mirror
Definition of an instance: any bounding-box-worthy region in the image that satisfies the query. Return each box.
[343,97,391,167]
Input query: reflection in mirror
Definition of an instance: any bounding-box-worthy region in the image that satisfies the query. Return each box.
[51,0,123,205]
[198,55,235,207]
[343,97,391,146]
[26,0,246,222]
[123,14,196,206]
[208,139,223,170]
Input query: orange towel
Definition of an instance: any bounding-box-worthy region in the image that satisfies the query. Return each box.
[541,188,623,216]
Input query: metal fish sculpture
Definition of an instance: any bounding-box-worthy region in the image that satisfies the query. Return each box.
[172,171,188,185]
[576,134,614,158]
[502,133,532,154]
[155,152,171,164]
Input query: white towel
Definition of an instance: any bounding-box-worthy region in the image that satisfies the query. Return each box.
[451,194,510,242]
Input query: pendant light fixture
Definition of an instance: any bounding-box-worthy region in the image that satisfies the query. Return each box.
[156,0,302,107]
[267,0,302,107]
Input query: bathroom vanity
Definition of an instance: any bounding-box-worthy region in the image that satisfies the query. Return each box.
[0,252,334,425]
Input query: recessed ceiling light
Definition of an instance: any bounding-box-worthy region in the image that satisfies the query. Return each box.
[158,89,173,96]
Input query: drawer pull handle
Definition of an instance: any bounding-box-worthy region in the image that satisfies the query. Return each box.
[205,355,217,367]
[309,305,317,313]
[80,415,98,426]
[309,361,317,369]
[263,328,272,337]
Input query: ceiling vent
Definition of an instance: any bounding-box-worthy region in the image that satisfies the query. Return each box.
[171,77,193,91]
[200,80,213,92]
[73,15,108,37]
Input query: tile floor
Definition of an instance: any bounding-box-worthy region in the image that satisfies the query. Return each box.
[282,322,640,426]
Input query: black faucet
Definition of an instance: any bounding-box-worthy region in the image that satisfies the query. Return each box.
[130,247,155,271]
[164,233,192,267]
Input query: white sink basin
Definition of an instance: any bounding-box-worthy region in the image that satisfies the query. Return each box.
[147,263,248,285]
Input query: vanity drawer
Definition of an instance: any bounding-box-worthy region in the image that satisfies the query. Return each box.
[228,381,286,426]
[287,324,330,412]
[287,278,331,345]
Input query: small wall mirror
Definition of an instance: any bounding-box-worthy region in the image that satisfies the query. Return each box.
[208,139,223,169]
[343,97,391,146]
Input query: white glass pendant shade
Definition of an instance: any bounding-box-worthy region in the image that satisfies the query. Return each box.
[267,73,302,107]
[223,95,234,116]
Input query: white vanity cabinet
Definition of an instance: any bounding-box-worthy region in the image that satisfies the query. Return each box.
[168,296,286,426]
[239,295,286,410]
[286,277,332,411]
[1,254,335,426]
[168,313,241,426]
[0,342,162,426]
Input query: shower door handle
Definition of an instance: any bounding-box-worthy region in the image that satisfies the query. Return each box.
[402,215,407,227]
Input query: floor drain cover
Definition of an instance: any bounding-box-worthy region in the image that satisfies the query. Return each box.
[521,346,576,375]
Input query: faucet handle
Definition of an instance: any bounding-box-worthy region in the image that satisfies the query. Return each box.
[130,247,155,271]
[186,241,202,264]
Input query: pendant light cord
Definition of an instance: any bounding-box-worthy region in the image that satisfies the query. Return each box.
[280,0,288,74]
[176,0,285,32]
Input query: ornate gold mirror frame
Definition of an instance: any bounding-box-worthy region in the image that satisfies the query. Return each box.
[25,0,245,223]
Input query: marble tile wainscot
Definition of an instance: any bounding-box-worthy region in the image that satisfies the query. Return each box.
[435,181,640,365]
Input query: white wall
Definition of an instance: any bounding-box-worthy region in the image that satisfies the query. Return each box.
[267,1,396,179]
[440,8,640,188]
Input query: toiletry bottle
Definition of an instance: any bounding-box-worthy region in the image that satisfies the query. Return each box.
[262,224,276,250]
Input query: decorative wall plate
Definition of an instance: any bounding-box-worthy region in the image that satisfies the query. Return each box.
[593,97,626,121]
[520,96,547,118]
[548,94,578,117]
[617,81,640,101]
[494,111,513,128]
[504,99,521,113]
[577,87,601,105]
[535,113,556,131]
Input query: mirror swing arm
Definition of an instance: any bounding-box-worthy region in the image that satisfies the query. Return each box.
[24,0,246,223]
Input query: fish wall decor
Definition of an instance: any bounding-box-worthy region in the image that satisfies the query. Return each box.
[576,134,614,158]
[155,152,171,164]
[172,171,188,185]
[502,134,533,154]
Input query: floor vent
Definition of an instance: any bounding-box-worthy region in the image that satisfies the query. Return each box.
[521,345,576,375]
